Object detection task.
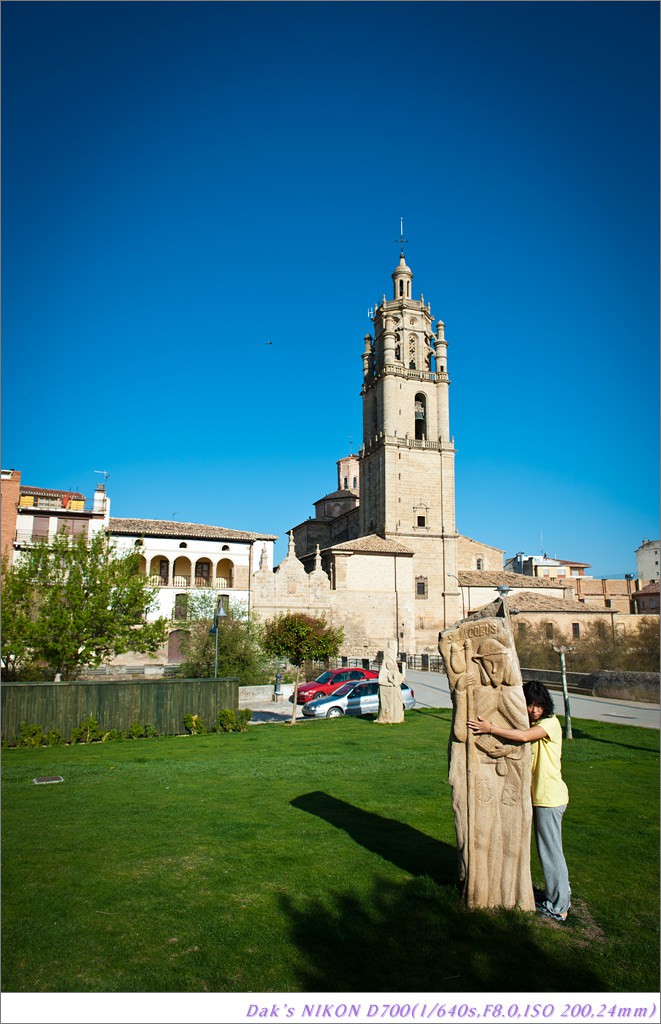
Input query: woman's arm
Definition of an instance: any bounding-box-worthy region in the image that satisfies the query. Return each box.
[467,716,548,743]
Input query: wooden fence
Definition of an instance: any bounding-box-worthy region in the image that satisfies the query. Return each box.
[1,677,239,743]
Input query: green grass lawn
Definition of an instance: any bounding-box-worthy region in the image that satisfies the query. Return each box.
[2,709,659,993]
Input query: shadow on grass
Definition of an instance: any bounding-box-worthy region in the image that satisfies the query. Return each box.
[280,874,603,992]
[568,724,659,754]
[286,792,604,992]
[291,791,457,885]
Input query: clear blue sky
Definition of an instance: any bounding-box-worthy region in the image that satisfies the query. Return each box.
[3,1,659,577]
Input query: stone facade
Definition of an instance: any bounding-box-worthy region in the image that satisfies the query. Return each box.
[457,534,504,573]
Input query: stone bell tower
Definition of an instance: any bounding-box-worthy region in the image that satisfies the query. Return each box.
[359,249,462,636]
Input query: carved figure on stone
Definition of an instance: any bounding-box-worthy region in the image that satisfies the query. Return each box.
[375,642,405,724]
[438,606,535,910]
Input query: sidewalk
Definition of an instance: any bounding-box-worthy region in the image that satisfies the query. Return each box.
[239,685,305,724]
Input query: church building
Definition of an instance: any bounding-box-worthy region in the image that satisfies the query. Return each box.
[252,248,502,658]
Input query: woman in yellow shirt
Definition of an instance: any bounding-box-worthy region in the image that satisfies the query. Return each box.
[467,680,571,921]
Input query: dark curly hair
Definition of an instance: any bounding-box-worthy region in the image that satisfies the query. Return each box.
[523,681,555,720]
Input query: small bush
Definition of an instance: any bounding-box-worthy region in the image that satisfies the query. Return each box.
[215,708,252,732]
[70,715,103,744]
[144,723,158,738]
[44,728,65,747]
[238,709,252,732]
[102,729,126,742]
[215,708,237,732]
[15,722,44,747]
[183,713,206,735]
[128,721,145,740]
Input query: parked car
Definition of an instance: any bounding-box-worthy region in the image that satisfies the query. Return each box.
[296,667,378,704]
[302,679,415,718]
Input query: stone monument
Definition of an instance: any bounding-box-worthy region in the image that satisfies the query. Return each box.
[438,604,535,910]
[375,642,405,724]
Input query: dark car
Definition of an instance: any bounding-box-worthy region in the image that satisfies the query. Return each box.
[296,667,378,704]
[302,679,415,718]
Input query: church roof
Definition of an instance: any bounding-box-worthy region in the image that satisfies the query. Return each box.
[506,592,614,614]
[108,518,276,542]
[325,534,414,555]
[458,570,574,590]
[315,489,359,501]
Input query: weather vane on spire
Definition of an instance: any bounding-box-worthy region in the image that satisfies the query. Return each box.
[395,217,408,254]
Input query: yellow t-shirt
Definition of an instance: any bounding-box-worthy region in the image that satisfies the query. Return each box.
[530,714,569,808]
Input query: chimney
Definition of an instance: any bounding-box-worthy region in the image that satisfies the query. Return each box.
[93,484,110,519]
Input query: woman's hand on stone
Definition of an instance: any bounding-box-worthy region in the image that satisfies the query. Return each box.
[467,716,492,735]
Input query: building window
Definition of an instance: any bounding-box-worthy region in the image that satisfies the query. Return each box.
[417,515,426,528]
[572,622,580,640]
[545,622,554,639]
[650,599,656,609]
[31,516,50,542]
[353,477,357,488]
[415,576,428,599]
[414,393,427,441]
[640,600,646,609]
[476,558,483,571]
[179,542,187,548]
[343,477,348,489]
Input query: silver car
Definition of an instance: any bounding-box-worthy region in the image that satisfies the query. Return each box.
[302,679,415,718]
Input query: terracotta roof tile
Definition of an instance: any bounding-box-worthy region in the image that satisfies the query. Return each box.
[633,581,660,597]
[458,570,573,590]
[324,534,414,555]
[108,517,276,542]
[506,592,614,614]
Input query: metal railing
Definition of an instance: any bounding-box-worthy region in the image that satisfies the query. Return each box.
[147,574,233,590]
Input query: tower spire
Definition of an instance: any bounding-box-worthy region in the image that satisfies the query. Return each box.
[395,217,408,255]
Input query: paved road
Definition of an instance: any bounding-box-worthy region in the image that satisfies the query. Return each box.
[405,669,660,730]
[241,673,659,730]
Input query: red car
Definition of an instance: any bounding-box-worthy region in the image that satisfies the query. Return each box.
[296,667,378,704]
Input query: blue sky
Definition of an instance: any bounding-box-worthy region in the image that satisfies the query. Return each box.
[3,1,659,577]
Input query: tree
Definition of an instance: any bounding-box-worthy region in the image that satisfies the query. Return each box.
[625,616,660,672]
[1,533,168,680]
[262,612,344,724]
[176,593,271,683]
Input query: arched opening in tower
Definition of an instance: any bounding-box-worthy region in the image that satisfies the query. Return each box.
[414,393,427,441]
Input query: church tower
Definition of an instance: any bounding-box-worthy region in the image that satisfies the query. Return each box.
[359,249,462,635]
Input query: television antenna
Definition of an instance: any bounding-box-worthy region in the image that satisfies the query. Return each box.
[94,470,110,485]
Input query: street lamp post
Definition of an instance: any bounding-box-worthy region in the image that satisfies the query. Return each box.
[552,644,574,740]
[207,600,228,679]
[496,584,512,620]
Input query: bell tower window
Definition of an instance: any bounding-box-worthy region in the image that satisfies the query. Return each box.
[414,393,426,440]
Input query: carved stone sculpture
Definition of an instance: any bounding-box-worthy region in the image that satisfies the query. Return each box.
[438,607,535,910]
[375,642,405,724]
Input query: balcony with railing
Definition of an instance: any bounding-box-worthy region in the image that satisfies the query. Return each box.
[148,574,233,589]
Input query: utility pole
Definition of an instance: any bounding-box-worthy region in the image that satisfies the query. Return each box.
[552,644,574,740]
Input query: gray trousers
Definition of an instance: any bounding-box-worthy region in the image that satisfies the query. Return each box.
[533,805,571,917]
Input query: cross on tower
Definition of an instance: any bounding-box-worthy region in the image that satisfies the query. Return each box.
[395,217,408,254]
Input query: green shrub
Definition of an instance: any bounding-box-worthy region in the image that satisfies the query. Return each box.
[238,708,252,732]
[183,713,206,735]
[102,729,126,742]
[144,723,158,738]
[70,715,103,744]
[128,721,145,740]
[215,708,252,733]
[215,709,238,732]
[44,728,65,747]
[15,722,44,747]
